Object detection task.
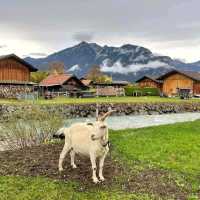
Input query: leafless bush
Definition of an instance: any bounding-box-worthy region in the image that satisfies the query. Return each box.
[0,109,63,150]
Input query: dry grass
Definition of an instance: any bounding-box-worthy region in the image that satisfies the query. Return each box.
[0,109,63,150]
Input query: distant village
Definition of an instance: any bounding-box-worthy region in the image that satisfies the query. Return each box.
[0,54,200,99]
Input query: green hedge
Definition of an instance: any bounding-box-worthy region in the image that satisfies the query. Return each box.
[125,86,160,96]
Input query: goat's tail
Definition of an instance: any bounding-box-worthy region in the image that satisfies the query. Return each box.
[53,127,67,140]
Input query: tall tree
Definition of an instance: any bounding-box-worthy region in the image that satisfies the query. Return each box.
[48,61,65,74]
[85,65,103,81]
[85,65,112,83]
[31,71,49,83]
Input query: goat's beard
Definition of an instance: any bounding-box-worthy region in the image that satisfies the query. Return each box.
[100,136,109,147]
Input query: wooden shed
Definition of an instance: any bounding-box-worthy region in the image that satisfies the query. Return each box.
[80,77,93,87]
[93,81,129,96]
[39,73,88,97]
[0,54,37,98]
[0,54,37,82]
[135,76,162,89]
[157,70,200,97]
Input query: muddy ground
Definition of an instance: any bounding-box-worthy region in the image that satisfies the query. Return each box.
[0,144,193,199]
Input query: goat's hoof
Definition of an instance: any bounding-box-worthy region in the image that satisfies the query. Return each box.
[59,168,64,172]
[99,177,105,182]
[93,178,100,184]
[72,164,77,169]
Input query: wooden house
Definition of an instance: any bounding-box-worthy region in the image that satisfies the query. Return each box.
[80,77,93,87]
[93,81,129,96]
[39,73,88,97]
[0,54,37,98]
[136,76,162,89]
[157,70,200,97]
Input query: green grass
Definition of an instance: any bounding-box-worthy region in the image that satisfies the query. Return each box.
[110,120,200,198]
[1,96,200,105]
[111,120,200,175]
[0,176,152,200]
[2,120,200,199]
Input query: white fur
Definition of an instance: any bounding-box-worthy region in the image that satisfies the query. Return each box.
[57,111,114,183]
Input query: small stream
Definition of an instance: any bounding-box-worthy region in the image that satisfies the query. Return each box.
[1,112,200,151]
[65,112,200,130]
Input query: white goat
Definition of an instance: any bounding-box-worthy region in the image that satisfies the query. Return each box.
[54,110,114,183]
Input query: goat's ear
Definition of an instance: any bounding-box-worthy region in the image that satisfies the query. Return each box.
[99,110,116,121]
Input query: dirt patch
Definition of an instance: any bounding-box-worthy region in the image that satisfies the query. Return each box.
[0,144,122,189]
[0,144,191,199]
[124,169,190,200]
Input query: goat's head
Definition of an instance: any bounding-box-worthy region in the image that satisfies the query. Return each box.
[91,109,116,140]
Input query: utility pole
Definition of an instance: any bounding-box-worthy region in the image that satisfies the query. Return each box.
[96,85,99,120]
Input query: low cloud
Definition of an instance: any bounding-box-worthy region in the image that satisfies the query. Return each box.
[73,32,94,42]
[101,60,172,74]
[26,52,48,57]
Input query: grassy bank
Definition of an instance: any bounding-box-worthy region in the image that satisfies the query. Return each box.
[111,121,200,175]
[1,121,200,199]
[0,176,153,200]
[1,96,200,105]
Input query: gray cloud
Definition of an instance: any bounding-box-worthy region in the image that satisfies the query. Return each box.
[23,52,48,58]
[28,53,48,57]
[73,32,94,42]
[0,0,200,61]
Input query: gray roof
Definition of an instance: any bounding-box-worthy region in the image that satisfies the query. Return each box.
[93,81,129,86]
[135,75,162,83]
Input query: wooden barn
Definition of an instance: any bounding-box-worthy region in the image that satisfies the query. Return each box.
[157,70,200,97]
[93,81,129,96]
[39,73,88,97]
[136,76,162,89]
[0,54,37,98]
[80,77,93,87]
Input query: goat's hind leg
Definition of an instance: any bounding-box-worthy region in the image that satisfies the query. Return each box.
[59,143,70,172]
[70,150,77,169]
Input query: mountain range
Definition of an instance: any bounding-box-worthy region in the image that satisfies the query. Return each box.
[25,42,200,82]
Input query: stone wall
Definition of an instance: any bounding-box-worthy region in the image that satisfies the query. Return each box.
[0,85,33,99]
[1,102,200,121]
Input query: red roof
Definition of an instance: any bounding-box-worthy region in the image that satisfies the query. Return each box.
[39,74,73,86]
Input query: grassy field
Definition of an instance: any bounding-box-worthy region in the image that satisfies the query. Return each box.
[1,96,200,105]
[1,120,200,199]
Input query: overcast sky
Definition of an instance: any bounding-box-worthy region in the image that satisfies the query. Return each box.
[0,0,199,62]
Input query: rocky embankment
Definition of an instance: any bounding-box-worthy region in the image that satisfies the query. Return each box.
[1,102,200,121]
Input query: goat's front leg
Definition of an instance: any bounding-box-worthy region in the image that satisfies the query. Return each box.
[99,148,109,181]
[70,150,77,168]
[59,143,70,171]
[89,152,99,183]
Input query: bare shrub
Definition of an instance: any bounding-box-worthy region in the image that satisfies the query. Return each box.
[0,108,63,150]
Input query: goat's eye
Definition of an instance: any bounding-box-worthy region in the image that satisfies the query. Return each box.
[100,125,106,129]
